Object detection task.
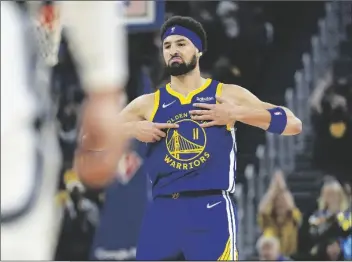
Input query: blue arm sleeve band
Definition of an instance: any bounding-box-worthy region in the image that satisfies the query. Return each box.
[267,107,287,134]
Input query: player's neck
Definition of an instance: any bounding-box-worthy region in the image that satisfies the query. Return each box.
[170,68,205,94]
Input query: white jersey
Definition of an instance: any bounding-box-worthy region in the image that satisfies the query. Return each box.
[1,2,61,260]
[1,1,128,260]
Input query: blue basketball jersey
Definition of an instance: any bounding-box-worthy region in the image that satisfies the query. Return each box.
[145,79,237,197]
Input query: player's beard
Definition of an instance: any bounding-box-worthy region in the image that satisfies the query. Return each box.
[165,54,197,76]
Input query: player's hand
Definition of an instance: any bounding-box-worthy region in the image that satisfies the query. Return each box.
[190,96,240,128]
[78,90,128,149]
[132,121,179,143]
[74,89,129,185]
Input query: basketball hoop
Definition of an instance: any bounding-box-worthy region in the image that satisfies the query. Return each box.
[32,3,62,66]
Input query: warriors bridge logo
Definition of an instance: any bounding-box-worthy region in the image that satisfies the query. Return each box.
[165,113,210,170]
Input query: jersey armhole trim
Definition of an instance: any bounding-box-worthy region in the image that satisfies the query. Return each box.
[149,89,160,122]
[215,82,224,99]
[216,82,232,131]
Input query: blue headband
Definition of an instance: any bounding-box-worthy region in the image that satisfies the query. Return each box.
[162,25,203,52]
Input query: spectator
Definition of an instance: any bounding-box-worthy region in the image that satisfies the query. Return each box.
[311,80,352,180]
[325,239,345,261]
[308,180,350,259]
[258,170,302,257]
[313,238,345,261]
[55,170,100,260]
[256,235,291,261]
[214,1,247,86]
[313,180,349,218]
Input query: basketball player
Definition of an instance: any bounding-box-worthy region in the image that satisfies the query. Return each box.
[116,16,302,260]
[1,1,128,259]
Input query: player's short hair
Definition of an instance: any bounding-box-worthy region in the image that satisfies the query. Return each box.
[160,16,207,53]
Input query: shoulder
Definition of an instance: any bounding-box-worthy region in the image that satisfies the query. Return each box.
[124,92,158,117]
[220,83,257,103]
[132,92,157,106]
[222,83,250,94]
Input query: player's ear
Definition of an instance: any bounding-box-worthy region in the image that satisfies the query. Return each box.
[195,47,202,58]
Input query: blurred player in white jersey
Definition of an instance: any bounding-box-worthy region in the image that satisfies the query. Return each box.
[1,1,128,260]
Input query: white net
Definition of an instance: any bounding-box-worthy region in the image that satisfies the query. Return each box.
[31,3,62,67]
[25,2,61,119]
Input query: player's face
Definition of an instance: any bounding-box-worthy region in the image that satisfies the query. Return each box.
[163,35,198,76]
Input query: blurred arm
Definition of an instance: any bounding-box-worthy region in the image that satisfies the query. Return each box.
[274,171,298,211]
[257,183,277,230]
[275,171,302,224]
[60,1,128,93]
[309,70,333,114]
[258,187,276,215]
[1,2,37,215]
[258,175,279,214]
[258,171,286,214]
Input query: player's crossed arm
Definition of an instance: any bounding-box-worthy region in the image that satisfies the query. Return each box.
[190,84,302,136]
[118,93,178,143]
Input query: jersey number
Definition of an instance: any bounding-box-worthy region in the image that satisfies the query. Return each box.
[193,128,199,140]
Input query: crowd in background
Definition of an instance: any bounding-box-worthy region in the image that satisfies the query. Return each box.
[40,1,351,260]
[310,24,352,185]
[255,172,351,261]
[252,13,352,260]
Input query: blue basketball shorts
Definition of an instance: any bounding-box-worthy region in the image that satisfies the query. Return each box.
[136,190,238,260]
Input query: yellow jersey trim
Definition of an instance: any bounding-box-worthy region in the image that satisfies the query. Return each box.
[149,90,160,122]
[165,78,212,105]
[215,82,232,131]
[215,82,224,98]
[218,237,231,260]
[218,237,238,260]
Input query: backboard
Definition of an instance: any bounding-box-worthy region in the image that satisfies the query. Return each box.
[123,0,165,33]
